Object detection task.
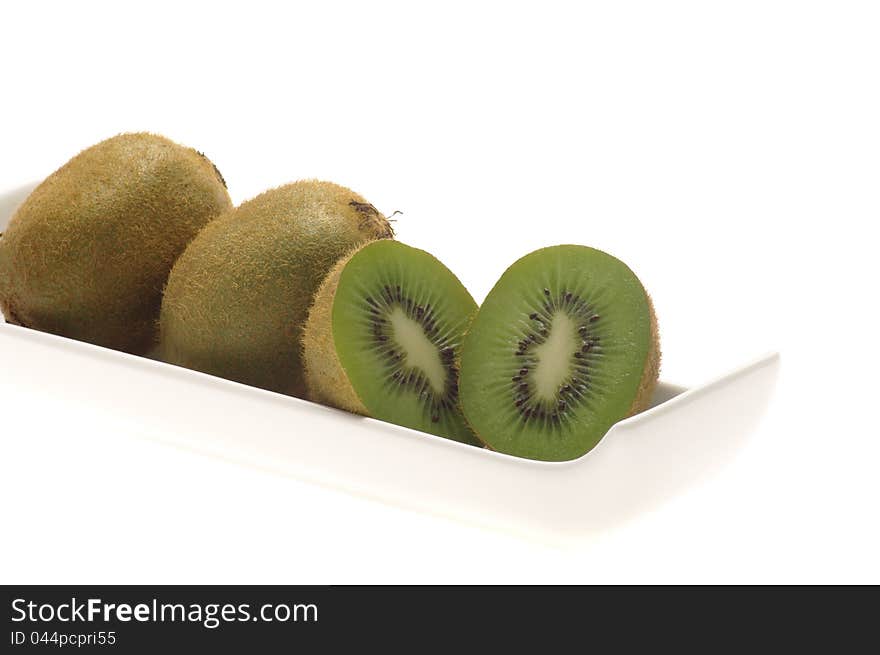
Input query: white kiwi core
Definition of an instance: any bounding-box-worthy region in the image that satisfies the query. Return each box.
[389,306,446,394]
[531,311,578,402]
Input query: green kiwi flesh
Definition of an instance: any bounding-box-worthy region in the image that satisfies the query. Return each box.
[459,245,660,461]
[303,240,480,445]
[0,133,231,354]
[159,180,394,397]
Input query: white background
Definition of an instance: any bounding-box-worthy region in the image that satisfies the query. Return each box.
[1,1,877,583]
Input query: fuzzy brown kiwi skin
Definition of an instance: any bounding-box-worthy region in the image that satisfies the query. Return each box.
[628,293,662,416]
[301,246,370,414]
[159,180,394,398]
[0,132,232,354]
[195,151,228,189]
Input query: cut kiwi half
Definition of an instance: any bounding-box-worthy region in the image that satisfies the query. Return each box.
[459,245,660,461]
[303,240,481,445]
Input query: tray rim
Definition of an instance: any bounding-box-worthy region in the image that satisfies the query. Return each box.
[0,320,778,469]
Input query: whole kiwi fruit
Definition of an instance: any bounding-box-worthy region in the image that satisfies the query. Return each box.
[159,180,394,397]
[459,245,660,461]
[0,132,232,354]
[303,239,480,445]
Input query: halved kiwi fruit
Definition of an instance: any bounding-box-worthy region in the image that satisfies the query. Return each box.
[303,240,480,445]
[459,245,660,461]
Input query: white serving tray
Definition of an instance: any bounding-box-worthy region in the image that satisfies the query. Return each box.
[0,182,780,541]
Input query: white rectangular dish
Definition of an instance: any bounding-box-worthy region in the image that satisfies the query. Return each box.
[0,182,780,541]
